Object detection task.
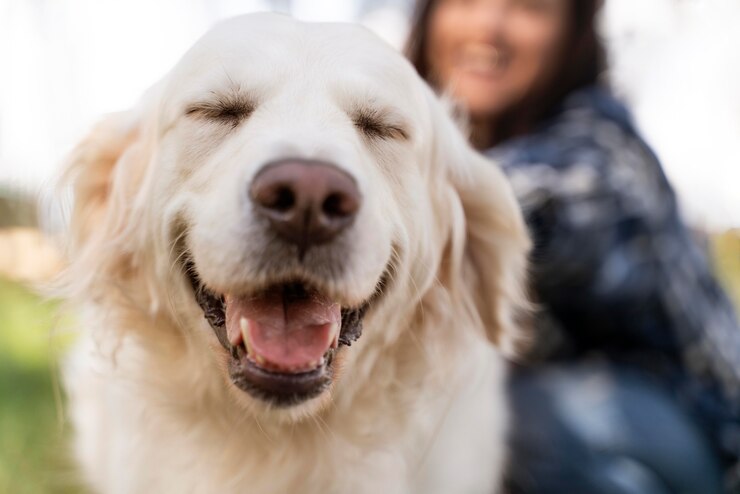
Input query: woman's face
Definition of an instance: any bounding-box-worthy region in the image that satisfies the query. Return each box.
[426,0,570,120]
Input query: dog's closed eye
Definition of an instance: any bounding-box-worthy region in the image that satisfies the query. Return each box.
[352,107,409,142]
[185,93,256,128]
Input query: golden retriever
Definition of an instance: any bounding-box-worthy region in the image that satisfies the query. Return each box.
[60,13,530,494]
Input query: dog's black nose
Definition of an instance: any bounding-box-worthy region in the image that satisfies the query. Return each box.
[250,160,361,252]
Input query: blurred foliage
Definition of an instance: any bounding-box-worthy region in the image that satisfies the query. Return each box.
[712,230,740,311]
[0,188,38,229]
[0,232,737,494]
[0,277,82,494]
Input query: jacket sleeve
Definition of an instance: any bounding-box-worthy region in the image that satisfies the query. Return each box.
[504,127,740,397]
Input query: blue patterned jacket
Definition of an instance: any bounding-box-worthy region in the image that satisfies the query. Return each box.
[489,86,740,482]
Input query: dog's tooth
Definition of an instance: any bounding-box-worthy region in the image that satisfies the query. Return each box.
[330,322,340,349]
[255,353,266,366]
[240,318,254,356]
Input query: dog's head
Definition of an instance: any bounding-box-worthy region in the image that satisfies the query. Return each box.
[62,14,530,421]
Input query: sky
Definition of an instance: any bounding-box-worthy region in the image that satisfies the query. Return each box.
[0,0,738,229]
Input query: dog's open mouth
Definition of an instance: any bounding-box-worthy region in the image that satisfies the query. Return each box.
[227,285,340,373]
[183,258,374,406]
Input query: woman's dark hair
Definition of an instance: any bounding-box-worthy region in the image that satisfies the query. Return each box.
[405,0,607,147]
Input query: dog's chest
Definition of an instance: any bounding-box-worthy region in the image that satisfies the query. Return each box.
[117,415,413,494]
[68,336,505,494]
[167,364,503,493]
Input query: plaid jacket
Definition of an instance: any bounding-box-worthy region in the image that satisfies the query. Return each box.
[489,86,740,485]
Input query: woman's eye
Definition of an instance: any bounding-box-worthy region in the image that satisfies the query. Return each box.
[440,0,477,7]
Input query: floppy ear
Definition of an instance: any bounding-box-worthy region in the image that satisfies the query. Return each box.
[60,98,156,299]
[427,94,532,359]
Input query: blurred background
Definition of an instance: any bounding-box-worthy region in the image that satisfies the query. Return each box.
[0,0,738,492]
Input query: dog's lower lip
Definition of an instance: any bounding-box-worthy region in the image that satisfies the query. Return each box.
[228,349,334,405]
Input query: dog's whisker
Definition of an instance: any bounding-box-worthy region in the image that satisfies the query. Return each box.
[309,414,335,444]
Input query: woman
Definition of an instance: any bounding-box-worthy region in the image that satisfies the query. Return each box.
[406,1,740,493]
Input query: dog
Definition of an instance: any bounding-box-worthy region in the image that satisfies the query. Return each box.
[60,13,530,494]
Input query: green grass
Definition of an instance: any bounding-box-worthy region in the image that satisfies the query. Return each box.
[0,277,83,494]
[0,233,737,494]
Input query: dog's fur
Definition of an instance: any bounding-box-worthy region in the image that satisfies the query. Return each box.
[60,14,530,494]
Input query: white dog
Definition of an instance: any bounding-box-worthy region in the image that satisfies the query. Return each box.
[61,13,530,494]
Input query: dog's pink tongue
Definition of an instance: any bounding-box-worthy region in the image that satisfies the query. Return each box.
[225,289,340,373]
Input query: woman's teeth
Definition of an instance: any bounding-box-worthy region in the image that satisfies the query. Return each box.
[459,44,507,73]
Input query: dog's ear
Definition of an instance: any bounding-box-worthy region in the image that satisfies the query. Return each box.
[426,93,532,359]
[61,97,157,297]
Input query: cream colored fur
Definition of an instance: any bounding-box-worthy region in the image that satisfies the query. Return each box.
[60,14,530,494]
